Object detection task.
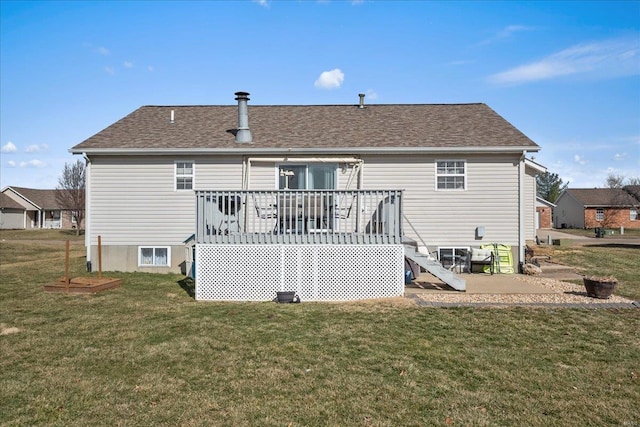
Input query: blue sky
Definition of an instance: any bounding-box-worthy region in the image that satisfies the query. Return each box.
[1,0,638,190]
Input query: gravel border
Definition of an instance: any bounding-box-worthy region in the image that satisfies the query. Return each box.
[411,275,639,308]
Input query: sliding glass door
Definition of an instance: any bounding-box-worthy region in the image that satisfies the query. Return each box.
[278,164,336,190]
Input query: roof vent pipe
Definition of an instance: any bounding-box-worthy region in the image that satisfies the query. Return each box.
[235,91,253,143]
[358,93,365,109]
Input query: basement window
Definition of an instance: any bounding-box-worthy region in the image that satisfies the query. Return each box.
[175,161,194,190]
[436,160,466,190]
[438,247,469,271]
[139,247,170,267]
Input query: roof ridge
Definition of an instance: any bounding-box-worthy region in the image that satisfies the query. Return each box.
[140,103,487,108]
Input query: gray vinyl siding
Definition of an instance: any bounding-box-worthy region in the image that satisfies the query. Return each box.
[361,154,522,249]
[248,162,277,190]
[246,154,527,248]
[89,156,242,246]
[0,210,24,229]
[554,193,585,228]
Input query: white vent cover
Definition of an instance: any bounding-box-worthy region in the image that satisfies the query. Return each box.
[195,244,404,301]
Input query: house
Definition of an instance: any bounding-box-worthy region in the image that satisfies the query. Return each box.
[70,92,543,301]
[535,196,555,229]
[553,188,640,229]
[0,193,26,229]
[0,186,82,229]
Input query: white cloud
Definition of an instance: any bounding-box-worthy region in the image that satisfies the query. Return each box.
[613,153,627,161]
[25,144,48,153]
[1,142,17,153]
[314,68,345,89]
[148,65,155,72]
[7,160,16,167]
[574,154,587,165]
[105,66,115,75]
[488,35,640,85]
[253,0,269,7]
[124,61,134,68]
[479,25,535,46]
[366,89,378,100]
[97,46,110,55]
[19,159,46,168]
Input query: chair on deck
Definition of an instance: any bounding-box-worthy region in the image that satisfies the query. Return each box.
[333,193,356,232]
[251,193,278,233]
[217,195,242,234]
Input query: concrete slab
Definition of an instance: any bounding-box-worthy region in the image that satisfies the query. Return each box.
[406,272,553,295]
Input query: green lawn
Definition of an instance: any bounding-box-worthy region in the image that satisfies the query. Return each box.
[1,230,639,426]
[553,227,640,238]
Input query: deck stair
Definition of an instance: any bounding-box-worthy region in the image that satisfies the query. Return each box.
[403,243,466,291]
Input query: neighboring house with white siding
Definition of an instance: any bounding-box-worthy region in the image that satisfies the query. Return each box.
[70,92,542,301]
[1,186,81,229]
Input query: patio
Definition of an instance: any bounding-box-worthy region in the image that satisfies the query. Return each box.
[405,271,636,307]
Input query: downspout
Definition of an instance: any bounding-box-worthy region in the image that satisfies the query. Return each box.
[84,155,92,265]
[518,151,526,271]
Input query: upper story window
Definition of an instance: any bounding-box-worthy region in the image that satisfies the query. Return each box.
[278,164,336,190]
[176,161,194,190]
[596,208,605,221]
[436,160,466,190]
[631,209,638,221]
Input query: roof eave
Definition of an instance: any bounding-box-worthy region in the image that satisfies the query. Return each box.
[71,145,540,156]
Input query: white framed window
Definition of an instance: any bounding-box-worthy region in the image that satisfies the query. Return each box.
[175,161,194,190]
[436,160,466,190]
[138,246,171,267]
[596,208,605,222]
[438,247,469,271]
[631,209,638,221]
[278,164,336,190]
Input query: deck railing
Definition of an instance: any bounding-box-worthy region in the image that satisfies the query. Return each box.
[195,189,403,245]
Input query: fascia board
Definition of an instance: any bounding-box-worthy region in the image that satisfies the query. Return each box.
[4,187,42,210]
[71,145,540,156]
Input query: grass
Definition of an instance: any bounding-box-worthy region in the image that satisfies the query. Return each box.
[1,230,639,426]
[552,227,640,238]
[531,239,640,301]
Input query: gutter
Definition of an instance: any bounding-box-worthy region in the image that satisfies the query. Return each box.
[518,151,526,270]
[70,146,540,156]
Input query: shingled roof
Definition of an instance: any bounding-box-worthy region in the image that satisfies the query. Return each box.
[0,193,26,210]
[71,103,540,153]
[566,188,640,207]
[5,187,64,209]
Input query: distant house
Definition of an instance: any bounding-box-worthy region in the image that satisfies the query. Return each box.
[535,196,555,229]
[0,193,27,229]
[0,186,82,229]
[554,188,640,229]
[70,91,543,300]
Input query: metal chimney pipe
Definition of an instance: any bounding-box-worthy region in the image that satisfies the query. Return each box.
[358,93,365,109]
[234,91,252,143]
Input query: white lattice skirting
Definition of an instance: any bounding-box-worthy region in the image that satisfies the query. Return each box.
[195,244,404,301]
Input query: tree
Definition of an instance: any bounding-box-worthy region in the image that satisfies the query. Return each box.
[536,171,568,203]
[605,173,640,188]
[56,160,86,235]
[605,173,625,188]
